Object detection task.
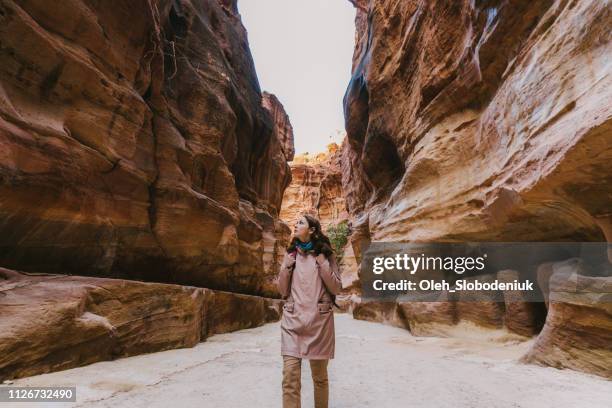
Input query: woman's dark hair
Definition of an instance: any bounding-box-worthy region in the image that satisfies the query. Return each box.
[287,214,334,257]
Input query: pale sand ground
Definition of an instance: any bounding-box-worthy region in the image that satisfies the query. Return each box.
[4,313,611,408]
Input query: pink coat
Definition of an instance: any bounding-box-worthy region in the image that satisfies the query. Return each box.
[277,247,342,359]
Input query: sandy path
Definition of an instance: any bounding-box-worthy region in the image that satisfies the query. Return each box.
[5,313,611,408]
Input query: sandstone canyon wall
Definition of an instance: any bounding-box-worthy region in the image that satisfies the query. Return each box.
[0,267,283,381]
[280,142,347,233]
[344,0,610,244]
[343,0,611,378]
[0,0,293,296]
[0,0,293,381]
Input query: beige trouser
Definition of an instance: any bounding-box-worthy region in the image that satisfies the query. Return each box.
[282,355,329,408]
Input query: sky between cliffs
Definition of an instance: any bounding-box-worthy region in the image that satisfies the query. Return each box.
[238,0,356,156]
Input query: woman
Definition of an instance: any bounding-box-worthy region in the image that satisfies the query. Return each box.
[277,214,342,408]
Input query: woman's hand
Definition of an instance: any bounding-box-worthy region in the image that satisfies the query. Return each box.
[316,253,327,264]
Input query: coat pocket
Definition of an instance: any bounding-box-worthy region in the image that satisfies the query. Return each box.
[317,302,332,314]
[283,302,295,313]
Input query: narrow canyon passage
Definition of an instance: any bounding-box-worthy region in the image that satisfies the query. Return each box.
[10,314,611,408]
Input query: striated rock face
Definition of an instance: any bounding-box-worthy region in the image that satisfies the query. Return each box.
[353,293,541,338]
[0,267,282,381]
[280,142,348,233]
[344,0,612,377]
[262,92,295,163]
[0,0,293,295]
[344,0,611,244]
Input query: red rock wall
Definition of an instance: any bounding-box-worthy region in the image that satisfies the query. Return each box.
[0,0,293,295]
[262,92,295,163]
[343,0,611,244]
[280,142,348,233]
[0,267,283,381]
[343,0,612,378]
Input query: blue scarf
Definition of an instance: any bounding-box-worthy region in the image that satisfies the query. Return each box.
[296,240,314,251]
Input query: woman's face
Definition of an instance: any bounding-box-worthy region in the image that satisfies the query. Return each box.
[294,216,314,242]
